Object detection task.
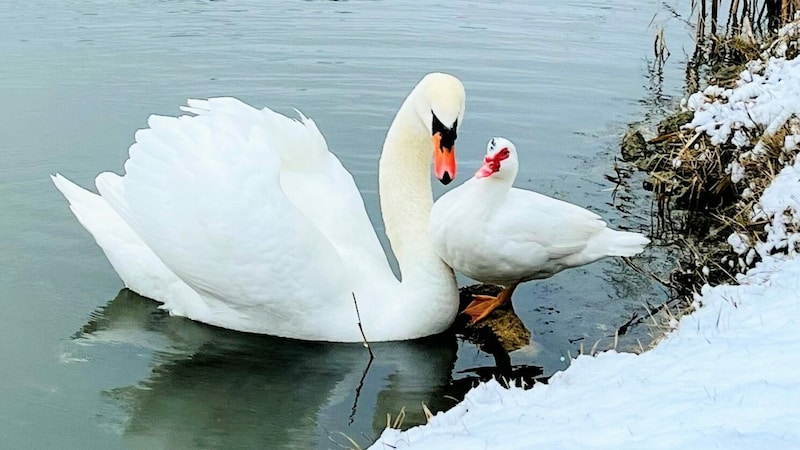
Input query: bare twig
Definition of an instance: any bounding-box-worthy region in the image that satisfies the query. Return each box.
[352,293,374,359]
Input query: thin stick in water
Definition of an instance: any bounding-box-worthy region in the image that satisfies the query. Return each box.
[352,292,374,359]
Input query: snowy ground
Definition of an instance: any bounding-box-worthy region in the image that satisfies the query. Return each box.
[370,23,800,450]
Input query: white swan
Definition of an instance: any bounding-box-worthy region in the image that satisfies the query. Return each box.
[430,137,650,323]
[52,73,466,342]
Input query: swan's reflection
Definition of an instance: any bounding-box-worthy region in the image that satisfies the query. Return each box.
[77,289,461,450]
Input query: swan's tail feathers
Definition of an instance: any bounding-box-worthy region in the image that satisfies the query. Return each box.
[586,228,650,259]
[52,173,208,317]
[52,172,147,273]
[52,173,114,234]
[51,172,141,285]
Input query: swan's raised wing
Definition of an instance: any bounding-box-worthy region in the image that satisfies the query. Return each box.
[183,99,392,278]
[96,98,380,335]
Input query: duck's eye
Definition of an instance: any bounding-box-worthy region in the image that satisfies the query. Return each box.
[498,148,510,159]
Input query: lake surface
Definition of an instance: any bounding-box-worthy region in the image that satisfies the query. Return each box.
[0,1,693,448]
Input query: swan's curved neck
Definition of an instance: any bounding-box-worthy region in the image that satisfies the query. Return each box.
[379,95,455,290]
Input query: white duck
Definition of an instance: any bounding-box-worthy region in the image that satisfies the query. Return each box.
[52,73,465,342]
[430,137,650,323]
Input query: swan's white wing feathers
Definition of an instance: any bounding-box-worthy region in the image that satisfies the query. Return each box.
[276,115,392,275]
[185,98,391,276]
[99,99,357,329]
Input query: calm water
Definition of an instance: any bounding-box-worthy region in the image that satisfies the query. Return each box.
[0,1,692,448]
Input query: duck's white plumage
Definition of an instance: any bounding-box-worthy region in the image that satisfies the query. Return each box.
[53,73,465,342]
[430,137,649,295]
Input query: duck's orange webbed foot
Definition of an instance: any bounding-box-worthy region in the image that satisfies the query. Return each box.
[462,294,506,323]
[461,281,520,324]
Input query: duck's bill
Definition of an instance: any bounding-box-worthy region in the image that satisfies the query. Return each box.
[432,132,456,185]
[475,158,497,178]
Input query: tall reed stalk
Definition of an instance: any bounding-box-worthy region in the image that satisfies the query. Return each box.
[694,0,799,37]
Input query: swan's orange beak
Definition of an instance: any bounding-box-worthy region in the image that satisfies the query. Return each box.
[433,132,456,185]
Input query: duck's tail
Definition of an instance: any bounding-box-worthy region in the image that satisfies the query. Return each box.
[584,227,650,260]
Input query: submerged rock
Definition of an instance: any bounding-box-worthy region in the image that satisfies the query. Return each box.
[657,110,694,135]
[621,127,648,162]
[455,284,531,355]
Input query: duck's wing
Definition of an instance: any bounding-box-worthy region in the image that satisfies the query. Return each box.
[494,188,607,259]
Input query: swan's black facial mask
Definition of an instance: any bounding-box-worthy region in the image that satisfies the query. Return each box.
[432,112,457,185]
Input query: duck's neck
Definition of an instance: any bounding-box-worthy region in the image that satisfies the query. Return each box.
[476,174,515,199]
[378,98,456,295]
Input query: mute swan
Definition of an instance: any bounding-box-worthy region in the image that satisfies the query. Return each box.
[430,137,650,323]
[53,73,465,342]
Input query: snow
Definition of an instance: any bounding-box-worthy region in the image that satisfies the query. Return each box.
[370,22,800,450]
[685,56,800,151]
[372,254,800,449]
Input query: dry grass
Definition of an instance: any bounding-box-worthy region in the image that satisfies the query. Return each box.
[383,403,435,431]
[632,110,798,338]
[329,432,364,450]
[335,404,435,450]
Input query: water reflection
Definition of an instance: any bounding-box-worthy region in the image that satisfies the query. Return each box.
[76,290,464,449]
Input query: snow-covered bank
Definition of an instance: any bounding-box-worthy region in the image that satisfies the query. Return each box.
[370,21,800,450]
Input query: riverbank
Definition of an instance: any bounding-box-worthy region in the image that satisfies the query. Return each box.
[370,18,800,450]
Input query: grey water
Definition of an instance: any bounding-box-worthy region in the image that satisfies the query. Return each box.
[0,0,693,448]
